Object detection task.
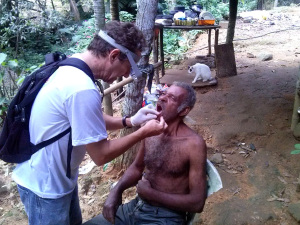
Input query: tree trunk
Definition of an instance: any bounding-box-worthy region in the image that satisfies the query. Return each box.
[102,81,113,116]
[115,0,158,170]
[2,0,13,10]
[69,0,80,21]
[257,0,264,10]
[93,0,113,115]
[110,0,124,97]
[36,0,47,12]
[226,0,238,44]
[93,0,105,30]
[75,0,87,19]
[15,0,20,58]
[51,0,55,10]
[110,0,119,20]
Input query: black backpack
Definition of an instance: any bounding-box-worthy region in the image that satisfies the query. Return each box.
[0,52,97,178]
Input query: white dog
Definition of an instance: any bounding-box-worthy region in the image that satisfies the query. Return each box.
[188,63,213,83]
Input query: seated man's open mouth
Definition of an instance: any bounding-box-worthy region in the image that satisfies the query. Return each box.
[156,103,163,120]
[156,104,162,113]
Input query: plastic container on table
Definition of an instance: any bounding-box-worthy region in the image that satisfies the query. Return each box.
[198,19,215,25]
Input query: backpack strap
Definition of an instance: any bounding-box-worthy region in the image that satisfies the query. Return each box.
[31,58,100,179]
[57,58,99,179]
[31,127,71,153]
[58,58,104,97]
[58,58,95,83]
[66,129,73,179]
[30,127,72,178]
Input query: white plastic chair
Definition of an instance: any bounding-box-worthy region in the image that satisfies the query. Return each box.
[186,159,223,225]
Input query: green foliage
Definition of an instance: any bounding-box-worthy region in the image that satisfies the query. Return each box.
[291,144,300,155]
[0,50,45,125]
[164,30,184,56]
[119,0,138,16]
[0,53,22,125]
[119,11,135,22]
[0,0,74,70]
[17,51,44,73]
[239,0,257,12]
[176,0,190,7]
[197,0,229,21]
[68,18,96,54]
[68,11,135,54]
[2,9,58,50]
[163,30,200,61]
[105,11,135,22]
[0,53,7,64]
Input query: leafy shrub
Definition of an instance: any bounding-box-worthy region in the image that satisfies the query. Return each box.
[68,18,96,54]
[0,53,23,125]
[120,11,135,22]
[163,29,200,61]
[197,0,229,21]
[68,11,135,54]
[291,144,300,155]
[238,0,257,12]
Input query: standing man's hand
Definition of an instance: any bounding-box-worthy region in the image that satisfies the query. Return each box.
[141,116,167,137]
[130,105,160,126]
[103,189,122,224]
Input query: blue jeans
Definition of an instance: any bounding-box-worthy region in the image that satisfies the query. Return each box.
[17,184,82,225]
[83,197,186,225]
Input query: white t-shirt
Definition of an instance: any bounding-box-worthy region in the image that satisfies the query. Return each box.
[12,60,107,199]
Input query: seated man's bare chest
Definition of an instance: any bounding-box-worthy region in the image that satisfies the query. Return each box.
[144,135,190,192]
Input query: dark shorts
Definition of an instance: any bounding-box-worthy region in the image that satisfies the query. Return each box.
[83,197,187,225]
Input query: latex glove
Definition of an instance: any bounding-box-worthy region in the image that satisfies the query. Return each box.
[131,104,159,127]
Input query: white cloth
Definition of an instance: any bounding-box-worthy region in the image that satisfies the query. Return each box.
[12,60,107,199]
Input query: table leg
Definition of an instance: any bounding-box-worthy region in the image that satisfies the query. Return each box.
[214,28,219,68]
[159,28,165,76]
[153,31,159,84]
[215,28,219,47]
[208,29,212,56]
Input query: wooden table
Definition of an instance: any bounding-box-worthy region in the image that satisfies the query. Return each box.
[153,24,220,79]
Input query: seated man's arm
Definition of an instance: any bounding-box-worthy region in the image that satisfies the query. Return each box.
[137,136,207,213]
[102,140,146,223]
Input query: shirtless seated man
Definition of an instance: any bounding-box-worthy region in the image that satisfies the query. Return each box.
[83,81,207,225]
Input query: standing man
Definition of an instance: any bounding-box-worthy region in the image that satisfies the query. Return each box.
[12,21,167,225]
[84,82,207,225]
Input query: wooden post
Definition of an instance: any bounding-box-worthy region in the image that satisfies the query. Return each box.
[159,27,165,76]
[208,29,212,56]
[103,62,162,96]
[215,28,219,48]
[102,81,113,116]
[153,27,160,84]
[215,43,237,77]
[214,28,219,68]
[291,66,300,140]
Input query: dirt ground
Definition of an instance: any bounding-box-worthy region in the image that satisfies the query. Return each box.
[1,6,300,225]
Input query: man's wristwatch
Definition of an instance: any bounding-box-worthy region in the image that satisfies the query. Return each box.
[122,115,130,128]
